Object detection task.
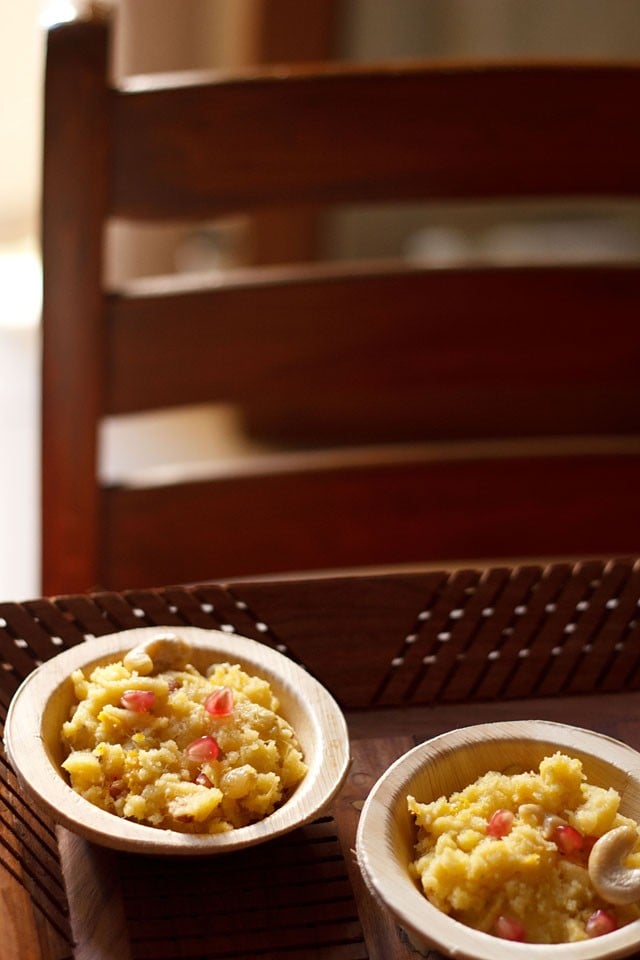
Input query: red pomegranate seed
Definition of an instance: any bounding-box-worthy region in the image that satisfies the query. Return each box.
[586,909,617,938]
[494,916,526,941]
[185,735,220,762]
[120,689,155,713]
[487,809,514,838]
[552,824,584,855]
[205,686,234,717]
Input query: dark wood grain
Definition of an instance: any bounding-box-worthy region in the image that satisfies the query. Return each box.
[40,19,110,596]
[112,61,640,218]
[100,452,640,594]
[244,0,340,267]
[40,14,640,597]
[105,262,640,439]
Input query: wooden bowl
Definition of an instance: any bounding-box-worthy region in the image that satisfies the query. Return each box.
[4,626,350,855]
[356,720,640,960]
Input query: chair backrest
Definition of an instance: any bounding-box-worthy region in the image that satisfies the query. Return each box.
[41,11,640,595]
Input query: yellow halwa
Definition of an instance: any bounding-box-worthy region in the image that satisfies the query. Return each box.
[61,657,307,833]
[408,752,640,943]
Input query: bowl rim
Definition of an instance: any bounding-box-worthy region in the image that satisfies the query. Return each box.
[355,719,640,960]
[4,625,350,855]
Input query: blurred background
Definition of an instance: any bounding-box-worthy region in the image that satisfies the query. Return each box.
[2,0,640,600]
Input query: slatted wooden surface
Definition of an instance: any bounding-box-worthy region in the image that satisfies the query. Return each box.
[1,559,640,958]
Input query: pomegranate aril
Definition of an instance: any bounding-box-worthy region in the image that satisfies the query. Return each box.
[494,916,526,941]
[185,735,220,762]
[586,909,617,937]
[205,687,234,717]
[553,824,584,855]
[487,809,514,838]
[120,689,155,713]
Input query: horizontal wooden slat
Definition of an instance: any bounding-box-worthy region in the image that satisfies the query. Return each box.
[111,61,640,219]
[105,261,640,441]
[101,451,640,592]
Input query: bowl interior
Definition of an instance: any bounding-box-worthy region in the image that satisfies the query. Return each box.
[357,720,640,960]
[5,627,350,855]
[41,641,318,772]
[389,727,640,877]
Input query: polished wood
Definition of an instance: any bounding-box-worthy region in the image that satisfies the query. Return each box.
[106,262,640,438]
[244,0,340,267]
[247,0,340,64]
[0,872,53,960]
[41,19,110,595]
[40,12,640,596]
[103,450,640,591]
[111,61,640,219]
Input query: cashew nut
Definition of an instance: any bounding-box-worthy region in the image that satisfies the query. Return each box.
[588,825,640,905]
[123,633,191,675]
[518,803,545,825]
[517,803,566,838]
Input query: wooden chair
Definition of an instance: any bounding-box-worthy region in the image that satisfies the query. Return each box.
[41,10,640,596]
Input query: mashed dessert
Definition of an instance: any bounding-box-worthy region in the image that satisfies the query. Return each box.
[61,634,307,833]
[408,752,640,943]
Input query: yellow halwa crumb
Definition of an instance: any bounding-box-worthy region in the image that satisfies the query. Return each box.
[408,752,640,943]
[61,658,307,834]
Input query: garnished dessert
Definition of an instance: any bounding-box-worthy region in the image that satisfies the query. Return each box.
[61,633,307,833]
[408,752,640,943]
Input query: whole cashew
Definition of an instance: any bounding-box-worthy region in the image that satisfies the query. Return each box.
[123,633,191,675]
[588,825,640,905]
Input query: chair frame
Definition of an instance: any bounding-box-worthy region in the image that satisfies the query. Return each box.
[41,13,640,595]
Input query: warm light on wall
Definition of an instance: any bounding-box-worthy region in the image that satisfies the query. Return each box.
[40,0,78,28]
[0,246,42,329]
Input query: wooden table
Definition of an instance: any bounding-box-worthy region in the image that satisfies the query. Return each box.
[2,557,640,959]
